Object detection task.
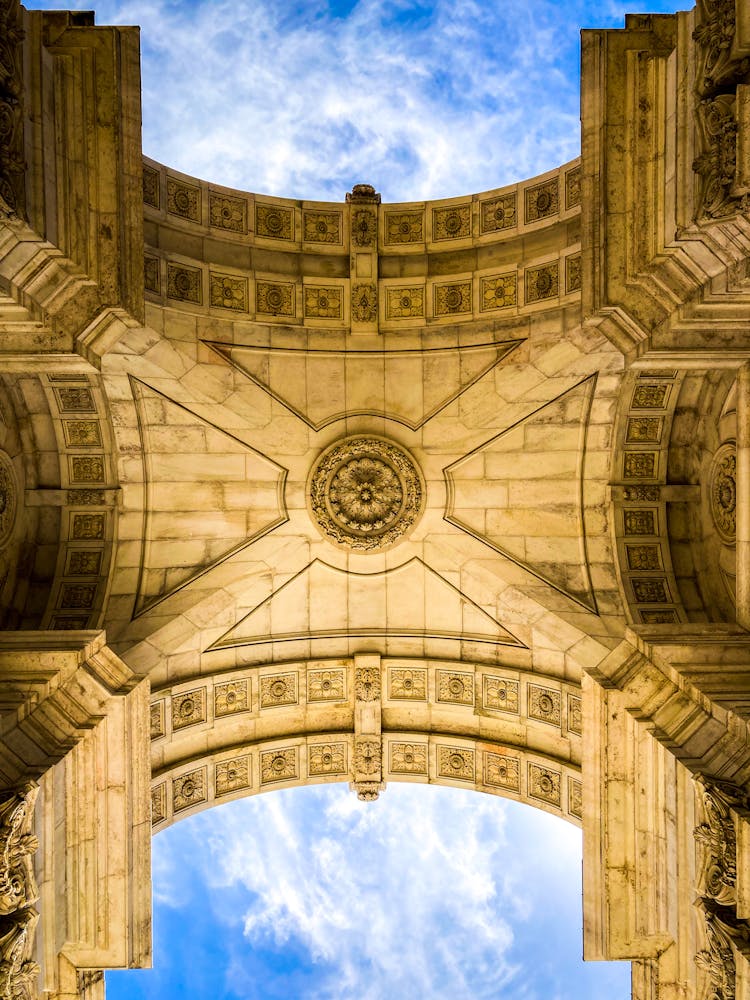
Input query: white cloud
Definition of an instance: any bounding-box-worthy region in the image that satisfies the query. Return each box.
[24,0,693,202]
[154,783,594,1000]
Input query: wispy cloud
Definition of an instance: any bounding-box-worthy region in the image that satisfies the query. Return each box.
[26,0,694,201]
[137,783,630,1000]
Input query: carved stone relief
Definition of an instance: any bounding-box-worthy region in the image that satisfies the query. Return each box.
[710,443,737,544]
[0,786,38,917]
[0,786,39,1000]
[309,436,424,551]
[0,0,25,215]
[0,453,17,549]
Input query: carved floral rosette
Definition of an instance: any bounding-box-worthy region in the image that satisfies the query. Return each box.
[709,443,737,544]
[308,436,424,552]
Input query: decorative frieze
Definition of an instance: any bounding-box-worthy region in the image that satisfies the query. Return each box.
[351,208,377,247]
[209,192,246,233]
[625,544,662,571]
[214,679,249,717]
[303,211,342,244]
[0,0,25,216]
[166,178,200,222]
[389,742,428,775]
[308,743,347,776]
[351,283,377,323]
[389,667,427,701]
[69,456,105,484]
[525,263,559,302]
[307,669,346,702]
[63,420,102,448]
[142,165,159,208]
[565,166,581,209]
[304,286,342,319]
[484,752,520,791]
[438,746,475,782]
[483,675,520,713]
[353,738,381,776]
[54,387,95,412]
[568,778,583,818]
[0,453,17,546]
[167,263,202,304]
[172,768,207,811]
[568,695,583,735]
[209,273,247,311]
[386,286,425,319]
[565,255,582,292]
[710,443,737,543]
[480,194,516,233]
[525,180,558,222]
[432,205,471,241]
[0,908,40,1000]
[172,688,206,730]
[632,383,670,409]
[623,509,657,536]
[71,513,105,540]
[354,666,381,702]
[623,452,657,479]
[215,756,251,796]
[151,784,166,825]
[528,763,561,806]
[434,281,472,316]
[480,273,517,311]
[260,747,298,784]
[384,211,423,244]
[436,670,474,706]
[149,700,165,739]
[695,779,743,908]
[256,280,294,317]
[260,673,298,709]
[255,204,294,240]
[527,685,561,727]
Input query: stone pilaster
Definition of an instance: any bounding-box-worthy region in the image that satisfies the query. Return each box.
[351,653,384,801]
[346,184,380,335]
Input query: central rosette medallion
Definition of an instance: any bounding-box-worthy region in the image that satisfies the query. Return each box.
[308,436,424,551]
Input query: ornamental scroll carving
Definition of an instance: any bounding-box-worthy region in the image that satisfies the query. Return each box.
[0,785,39,1000]
[0,0,25,216]
[692,1,750,220]
[695,779,740,907]
[693,778,750,999]
[0,786,38,916]
[0,907,39,1000]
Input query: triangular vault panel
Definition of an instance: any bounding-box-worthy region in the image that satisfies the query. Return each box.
[444,375,597,611]
[205,339,522,431]
[132,378,288,616]
[209,557,522,649]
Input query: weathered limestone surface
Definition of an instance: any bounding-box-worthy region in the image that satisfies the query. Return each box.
[0,0,749,997]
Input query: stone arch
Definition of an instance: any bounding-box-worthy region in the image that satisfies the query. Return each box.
[148,655,584,833]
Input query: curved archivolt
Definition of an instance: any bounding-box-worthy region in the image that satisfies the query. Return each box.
[149,656,583,832]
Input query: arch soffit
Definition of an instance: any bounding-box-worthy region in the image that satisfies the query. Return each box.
[149,655,584,834]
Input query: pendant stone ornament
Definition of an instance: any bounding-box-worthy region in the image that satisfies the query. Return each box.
[309,436,424,551]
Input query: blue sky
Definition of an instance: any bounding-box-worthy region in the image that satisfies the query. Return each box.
[23,0,697,996]
[28,0,693,201]
[107,784,631,1000]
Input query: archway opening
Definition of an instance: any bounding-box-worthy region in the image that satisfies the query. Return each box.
[107,784,632,999]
